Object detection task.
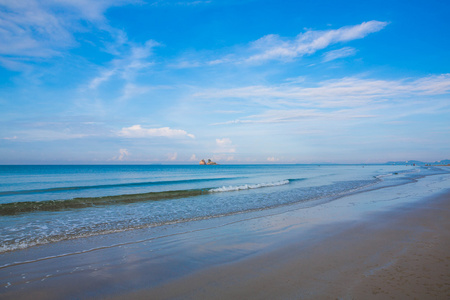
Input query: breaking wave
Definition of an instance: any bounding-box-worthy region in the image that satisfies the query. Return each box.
[209,180,290,192]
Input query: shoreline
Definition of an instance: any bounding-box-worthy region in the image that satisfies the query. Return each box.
[124,187,450,299]
[1,171,449,299]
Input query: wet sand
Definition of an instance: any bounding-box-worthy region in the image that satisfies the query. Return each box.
[123,190,450,300]
[1,172,450,299]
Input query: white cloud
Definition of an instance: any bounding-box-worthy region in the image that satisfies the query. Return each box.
[173,21,387,68]
[118,125,195,139]
[119,83,152,101]
[112,148,129,161]
[150,0,212,7]
[411,74,450,95]
[88,69,116,89]
[267,157,279,162]
[214,110,243,114]
[0,120,110,141]
[195,74,450,108]
[0,0,73,59]
[245,20,383,63]
[215,138,236,153]
[175,1,212,6]
[2,136,18,140]
[0,0,135,69]
[189,154,198,161]
[212,109,375,126]
[323,47,357,62]
[199,74,450,127]
[167,152,178,161]
[88,40,159,90]
[16,130,89,141]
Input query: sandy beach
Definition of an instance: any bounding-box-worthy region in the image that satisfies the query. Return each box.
[1,171,449,299]
[2,0,449,298]
[124,189,450,300]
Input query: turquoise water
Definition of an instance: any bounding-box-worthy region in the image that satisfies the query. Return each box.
[0,164,445,253]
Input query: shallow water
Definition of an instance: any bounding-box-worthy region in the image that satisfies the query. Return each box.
[0,164,446,253]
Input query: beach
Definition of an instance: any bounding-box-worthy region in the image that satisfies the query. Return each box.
[2,1,449,299]
[125,188,450,299]
[1,167,449,299]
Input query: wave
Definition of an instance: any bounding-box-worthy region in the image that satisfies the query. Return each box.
[0,177,239,197]
[209,180,290,192]
[0,179,292,215]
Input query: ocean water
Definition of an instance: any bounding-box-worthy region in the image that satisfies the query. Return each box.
[0,164,446,253]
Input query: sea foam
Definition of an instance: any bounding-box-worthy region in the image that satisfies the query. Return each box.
[209,180,290,193]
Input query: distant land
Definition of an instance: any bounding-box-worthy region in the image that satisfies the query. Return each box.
[386,159,450,166]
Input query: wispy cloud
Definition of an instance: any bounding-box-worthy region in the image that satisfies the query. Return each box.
[199,74,450,127]
[2,136,18,140]
[246,21,387,63]
[88,69,117,90]
[195,74,450,108]
[150,0,212,7]
[212,109,376,126]
[0,120,106,141]
[112,148,129,161]
[88,40,159,90]
[167,152,178,161]
[177,20,386,67]
[323,47,357,62]
[117,83,153,101]
[0,0,134,70]
[215,138,236,153]
[169,21,388,69]
[0,1,74,59]
[83,39,159,106]
[118,125,195,138]
[13,130,90,141]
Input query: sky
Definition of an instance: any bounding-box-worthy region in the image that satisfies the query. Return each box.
[0,0,449,164]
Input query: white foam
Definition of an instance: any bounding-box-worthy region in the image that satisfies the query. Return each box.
[375,173,393,179]
[375,168,421,179]
[209,180,289,193]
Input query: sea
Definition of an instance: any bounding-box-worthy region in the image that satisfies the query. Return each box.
[0,164,447,254]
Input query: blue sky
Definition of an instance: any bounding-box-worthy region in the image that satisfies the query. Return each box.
[0,0,449,164]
